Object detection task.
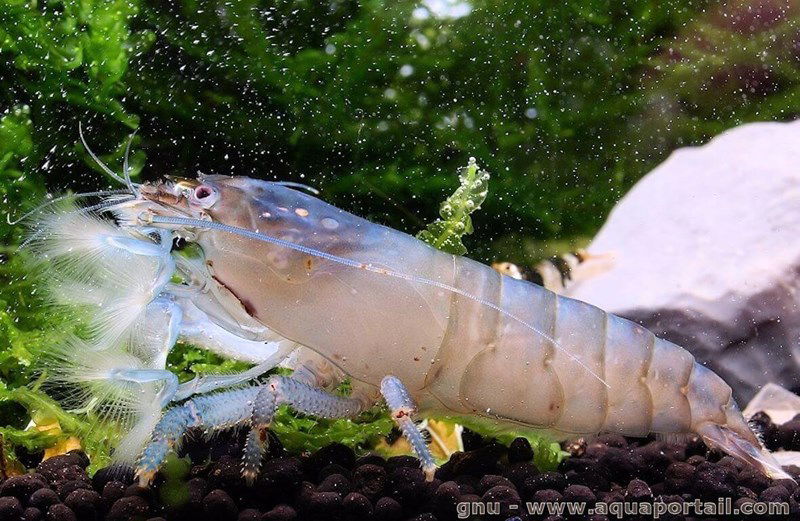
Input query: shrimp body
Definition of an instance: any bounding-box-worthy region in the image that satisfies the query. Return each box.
[28,172,788,483]
[139,175,781,478]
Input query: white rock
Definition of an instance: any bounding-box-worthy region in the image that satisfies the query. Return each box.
[566,120,800,402]
[743,382,800,424]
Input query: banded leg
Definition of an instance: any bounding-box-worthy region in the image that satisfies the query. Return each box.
[137,386,261,485]
[242,375,363,483]
[137,376,363,486]
[381,375,436,481]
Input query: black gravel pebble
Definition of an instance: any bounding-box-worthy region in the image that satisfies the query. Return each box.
[302,491,342,520]
[625,478,652,500]
[523,470,567,497]
[100,482,125,510]
[4,410,800,520]
[0,496,23,520]
[46,503,76,521]
[64,489,101,521]
[261,505,296,521]
[236,509,259,521]
[256,457,303,493]
[342,492,372,520]
[316,473,351,495]
[373,497,402,521]
[203,489,237,521]
[507,437,534,463]
[0,475,46,502]
[91,467,134,492]
[105,496,148,521]
[563,483,596,504]
[37,454,86,483]
[352,463,386,499]
[21,506,41,521]
[28,489,58,511]
[304,443,355,479]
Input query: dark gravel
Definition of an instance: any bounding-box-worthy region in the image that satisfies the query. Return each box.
[1,413,799,520]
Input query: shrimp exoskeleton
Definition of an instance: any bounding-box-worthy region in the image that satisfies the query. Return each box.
[21,140,791,486]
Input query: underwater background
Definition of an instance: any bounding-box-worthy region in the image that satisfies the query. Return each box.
[1,0,800,470]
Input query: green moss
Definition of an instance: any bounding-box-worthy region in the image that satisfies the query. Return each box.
[158,454,192,508]
[270,404,395,454]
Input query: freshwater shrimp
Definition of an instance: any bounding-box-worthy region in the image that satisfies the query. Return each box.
[491,249,614,293]
[25,160,789,486]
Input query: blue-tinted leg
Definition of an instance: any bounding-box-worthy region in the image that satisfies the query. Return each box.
[136,386,261,485]
[241,375,363,483]
[381,375,436,481]
[137,376,363,486]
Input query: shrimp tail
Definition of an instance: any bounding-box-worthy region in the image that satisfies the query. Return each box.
[696,422,794,481]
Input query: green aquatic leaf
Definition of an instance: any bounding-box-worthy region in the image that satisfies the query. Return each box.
[417,158,490,256]
[0,385,120,472]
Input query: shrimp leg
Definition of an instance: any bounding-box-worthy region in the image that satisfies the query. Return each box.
[381,376,437,481]
[107,355,287,405]
[172,359,281,401]
[137,375,363,486]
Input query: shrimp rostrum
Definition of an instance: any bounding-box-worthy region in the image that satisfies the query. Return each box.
[27,167,790,485]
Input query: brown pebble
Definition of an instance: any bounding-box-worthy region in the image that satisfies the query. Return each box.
[374,496,402,521]
[46,504,76,521]
[261,504,297,521]
[106,496,149,521]
[21,507,42,521]
[28,489,59,511]
[203,489,237,521]
[0,497,23,520]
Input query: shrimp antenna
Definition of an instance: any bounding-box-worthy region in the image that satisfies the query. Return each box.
[145,214,609,388]
[6,189,132,226]
[274,181,320,195]
[78,122,141,193]
[122,129,140,197]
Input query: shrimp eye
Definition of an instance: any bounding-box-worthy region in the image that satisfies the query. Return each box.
[191,184,218,208]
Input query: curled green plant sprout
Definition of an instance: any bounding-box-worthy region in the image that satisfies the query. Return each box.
[417,158,490,256]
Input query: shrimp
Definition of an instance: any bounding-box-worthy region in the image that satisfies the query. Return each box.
[491,249,614,293]
[26,169,790,485]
